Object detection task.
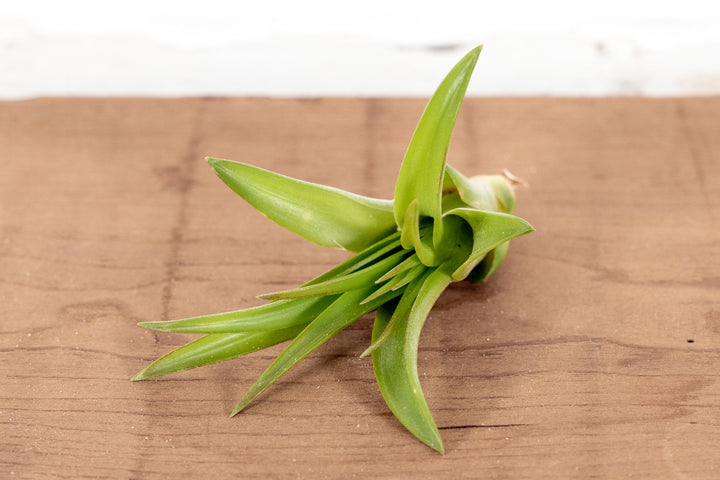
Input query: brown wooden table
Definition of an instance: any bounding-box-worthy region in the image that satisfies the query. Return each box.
[1,97,719,479]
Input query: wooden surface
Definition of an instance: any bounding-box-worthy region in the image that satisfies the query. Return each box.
[1,97,719,479]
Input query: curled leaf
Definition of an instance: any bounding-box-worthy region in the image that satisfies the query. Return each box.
[444,208,534,281]
[444,165,516,214]
[466,241,510,283]
[400,200,439,266]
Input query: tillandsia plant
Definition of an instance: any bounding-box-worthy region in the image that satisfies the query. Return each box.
[133,46,533,453]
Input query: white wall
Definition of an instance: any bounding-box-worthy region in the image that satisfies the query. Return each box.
[2,0,720,98]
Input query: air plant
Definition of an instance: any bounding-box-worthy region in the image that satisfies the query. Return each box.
[133,46,534,453]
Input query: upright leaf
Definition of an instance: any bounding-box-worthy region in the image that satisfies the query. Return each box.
[400,200,440,266]
[393,46,482,248]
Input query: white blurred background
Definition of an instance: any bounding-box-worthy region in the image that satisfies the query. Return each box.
[2,0,720,98]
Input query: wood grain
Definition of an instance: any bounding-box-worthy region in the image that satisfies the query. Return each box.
[1,97,719,479]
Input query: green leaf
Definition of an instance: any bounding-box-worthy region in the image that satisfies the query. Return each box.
[400,200,440,266]
[360,263,427,306]
[133,46,536,455]
[444,166,516,214]
[327,231,402,278]
[208,158,397,252]
[444,208,534,281]
[404,265,453,371]
[137,233,402,334]
[137,296,336,334]
[371,266,451,453]
[231,284,404,416]
[393,46,482,248]
[258,249,409,301]
[466,241,509,283]
[362,267,430,357]
[131,326,305,381]
[375,252,421,283]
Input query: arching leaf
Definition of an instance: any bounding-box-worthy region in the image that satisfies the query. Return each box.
[209,158,396,252]
[371,266,450,453]
[445,208,533,281]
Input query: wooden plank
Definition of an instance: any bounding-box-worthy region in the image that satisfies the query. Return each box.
[1,97,719,479]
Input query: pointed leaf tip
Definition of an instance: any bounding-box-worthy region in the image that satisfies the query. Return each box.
[468,44,483,59]
[206,156,226,172]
